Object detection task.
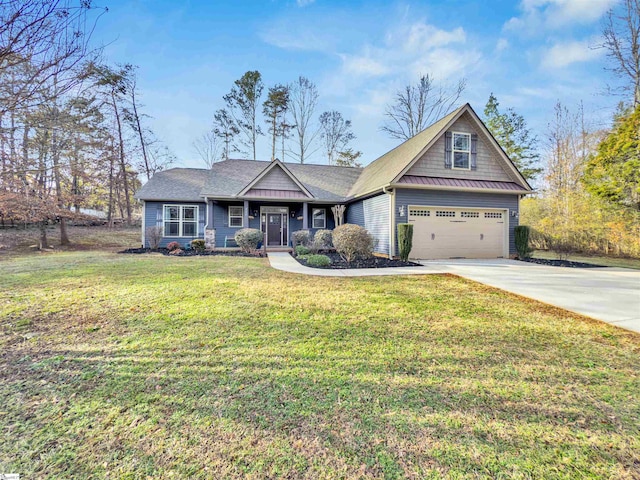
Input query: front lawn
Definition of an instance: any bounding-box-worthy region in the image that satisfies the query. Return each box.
[1,252,638,479]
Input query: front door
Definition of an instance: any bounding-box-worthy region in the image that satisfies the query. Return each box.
[266,213,287,246]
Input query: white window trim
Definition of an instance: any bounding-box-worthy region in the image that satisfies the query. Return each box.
[312,208,326,229]
[163,204,199,238]
[228,205,244,228]
[452,131,471,170]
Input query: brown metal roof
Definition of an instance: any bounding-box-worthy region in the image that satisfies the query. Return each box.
[397,175,528,191]
[244,188,310,199]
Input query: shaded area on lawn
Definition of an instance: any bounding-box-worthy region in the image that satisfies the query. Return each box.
[1,252,639,479]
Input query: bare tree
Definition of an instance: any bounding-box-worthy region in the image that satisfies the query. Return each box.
[0,0,106,114]
[319,111,355,165]
[289,76,320,164]
[602,0,640,106]
[382,74,466,140]
[193,129,221,167]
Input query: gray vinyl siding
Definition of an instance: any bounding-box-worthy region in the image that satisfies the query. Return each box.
[211,201,335,247]
[143,201,206,248]
[405,112,522,184]
[394,189,519,255]
[346,200,364,226]
[363,194,390,255]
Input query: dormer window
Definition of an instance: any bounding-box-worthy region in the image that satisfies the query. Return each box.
[452,132,471,169]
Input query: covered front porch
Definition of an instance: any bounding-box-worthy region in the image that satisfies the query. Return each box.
[204,198,344,250]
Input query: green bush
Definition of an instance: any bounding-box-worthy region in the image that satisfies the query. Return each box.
[514,225,532,259]
[234,228,263,253]
[397,223,413,262]
[295,245,311,256]
[305,254,332,267]
[332,224,375,263]
[292,230,311,247]
[190,239,206,252]
[312,229,332,252]
[166,241,181,252]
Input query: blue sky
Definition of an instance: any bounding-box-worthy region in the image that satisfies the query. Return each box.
[92,0,620,168]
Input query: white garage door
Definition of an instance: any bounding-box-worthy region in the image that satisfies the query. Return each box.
[408,206,506,259]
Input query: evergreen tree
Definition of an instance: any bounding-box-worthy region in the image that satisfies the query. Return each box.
[484,94,542,182]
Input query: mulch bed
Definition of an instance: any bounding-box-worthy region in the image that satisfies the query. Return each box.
[519,257,606,268]
[293,252,422,269]
[119,247,264,258]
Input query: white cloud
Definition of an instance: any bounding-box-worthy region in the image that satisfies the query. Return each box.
[505,0,617,32]
[541,39,603,68]
[338,21,473,81]
[496,38,509,52]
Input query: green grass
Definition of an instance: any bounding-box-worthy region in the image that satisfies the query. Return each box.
[1,252,639,479]
[533,250,640,270]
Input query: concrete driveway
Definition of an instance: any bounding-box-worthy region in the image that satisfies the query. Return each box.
[422,259,640,333]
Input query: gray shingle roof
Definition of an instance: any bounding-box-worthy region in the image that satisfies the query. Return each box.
[200,159,362,202]
[134,168,210,202]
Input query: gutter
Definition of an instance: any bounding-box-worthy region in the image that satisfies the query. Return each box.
[383,186,395,259]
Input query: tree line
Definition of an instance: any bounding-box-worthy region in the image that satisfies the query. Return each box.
[0,1,172,247]
[194,73,363,166]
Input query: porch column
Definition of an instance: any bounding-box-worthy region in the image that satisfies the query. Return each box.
[243,200,249,228]
[302,202,308,229]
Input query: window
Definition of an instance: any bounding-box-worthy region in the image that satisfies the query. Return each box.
[228,206,244,227]
[485,212,502,219]
[312,208,326,229]
[452,132,471,169]
[409,208,430,217]
[436,210,456,217]
[461,211,479,218]
[164,205,198,237]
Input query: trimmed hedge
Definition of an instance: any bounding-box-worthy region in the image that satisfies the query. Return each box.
[295,245,311,256]
[397,223,413,262]
[305,254,332,267]
[190,239,206,252]
[332,224,375,262]
[514,225,532,259]
[292,230,311,247]
[234,228,263,253]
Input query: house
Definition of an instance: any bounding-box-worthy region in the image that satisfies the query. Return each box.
[135,104,532,259]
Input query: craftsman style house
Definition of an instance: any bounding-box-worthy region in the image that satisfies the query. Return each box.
[135,104,532,259]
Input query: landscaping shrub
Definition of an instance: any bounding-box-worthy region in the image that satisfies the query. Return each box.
[234,228,263,253]
[168,248,183,255]
[145,226,163,250]
[332,223,375,263]
[292,230,311,247]
[514,225,532,259]
[305,254,331,267]
[312,229,332,252]
[397,223,413,262]
[295,245,311,256]
[166,241,181,252]
[190,239,206,252]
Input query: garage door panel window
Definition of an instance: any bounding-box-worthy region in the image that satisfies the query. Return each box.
[452,132,471,169]
[484,212,502,219]
[436,211,456,217]
[461,211,479,218]
[409,208,430,217]
[164,205,198,237]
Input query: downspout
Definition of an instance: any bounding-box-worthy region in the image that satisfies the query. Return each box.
[383,186,395,259]
[141,200,145,248]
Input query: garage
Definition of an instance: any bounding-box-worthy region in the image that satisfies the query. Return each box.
[408,206,507,259]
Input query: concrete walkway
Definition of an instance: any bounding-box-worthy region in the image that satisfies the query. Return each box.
[267,252,448,276]
[268,253,640,333]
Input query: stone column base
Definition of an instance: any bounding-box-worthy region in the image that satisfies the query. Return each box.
[205,229,216,249]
